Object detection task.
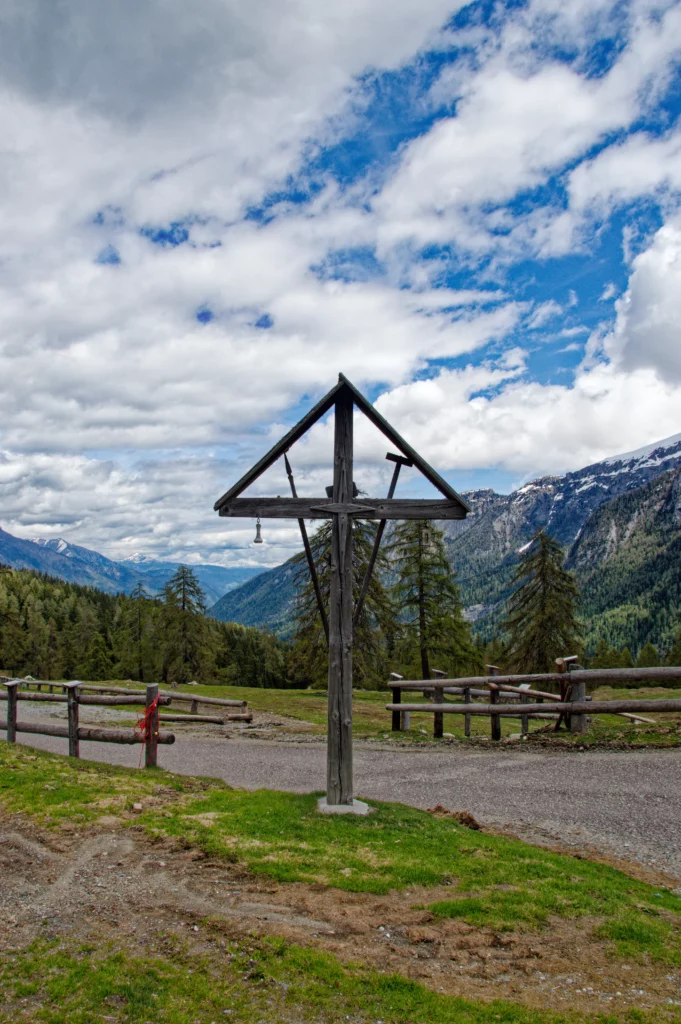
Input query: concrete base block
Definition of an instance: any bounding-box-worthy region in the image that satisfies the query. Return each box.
[317,797,373,816]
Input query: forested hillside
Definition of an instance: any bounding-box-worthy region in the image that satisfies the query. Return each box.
[0,566,288,687]
[567,465,681,654]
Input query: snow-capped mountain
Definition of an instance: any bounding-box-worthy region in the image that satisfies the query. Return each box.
[0,533,264,602]
[442,432,681,631]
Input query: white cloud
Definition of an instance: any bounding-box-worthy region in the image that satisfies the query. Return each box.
[373,1,681,257]
[602,216,681,381]
[1,0,681,566]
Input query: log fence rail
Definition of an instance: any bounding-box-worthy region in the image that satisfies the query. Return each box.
[388,661,681,740]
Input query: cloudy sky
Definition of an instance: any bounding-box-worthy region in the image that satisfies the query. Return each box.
[1,0,681,568]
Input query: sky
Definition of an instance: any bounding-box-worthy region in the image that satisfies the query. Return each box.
[1,0,681,569]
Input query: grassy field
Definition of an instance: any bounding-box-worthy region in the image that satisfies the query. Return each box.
[2,743,681,1021]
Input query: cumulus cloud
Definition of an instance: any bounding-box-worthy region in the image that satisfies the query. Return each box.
[1,0,681,564]
[602,217,681,381]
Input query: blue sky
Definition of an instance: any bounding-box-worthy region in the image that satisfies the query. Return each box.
[1,0,681,566]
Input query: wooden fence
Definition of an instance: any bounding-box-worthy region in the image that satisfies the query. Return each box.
[1,679,175,766]
[386,662,681,740]
[11,680,253,724]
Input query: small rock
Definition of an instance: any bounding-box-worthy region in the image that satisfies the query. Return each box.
[132,803,143,813]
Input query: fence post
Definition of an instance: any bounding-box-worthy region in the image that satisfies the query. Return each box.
[519,683,530,736]
[432,687,444,739]
[190,699,198,715]
[145,683,159,768]
[66,682,80,758]
[487,665,501,741]
[5,680,18,743]
[390,673,403,732]
[464,686,471,738]
[568,663,587,734]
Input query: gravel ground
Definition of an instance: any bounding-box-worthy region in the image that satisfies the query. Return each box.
[4,719,681,881]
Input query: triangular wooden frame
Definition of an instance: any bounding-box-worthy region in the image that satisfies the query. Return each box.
[214,373,470,514]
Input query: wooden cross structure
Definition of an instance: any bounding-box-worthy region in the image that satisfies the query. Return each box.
[214,374,470,808]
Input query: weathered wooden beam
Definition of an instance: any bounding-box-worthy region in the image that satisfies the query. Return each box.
[66,683,79,758]
[218,497,468,520]
[390,665,681,688]
[214,379,344,510]
[385,699,681,715]
[5,681,18,743]
[15,722,175,744]
[327,389,354,806]
[145,683,159,768]
[159,713,226,724]
[285,452,329,643]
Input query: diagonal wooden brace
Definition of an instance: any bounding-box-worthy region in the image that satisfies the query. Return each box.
[285,453,329,643]
[353,453,412,628]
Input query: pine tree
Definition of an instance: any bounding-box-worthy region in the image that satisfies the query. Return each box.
[162,566,208,684]
[389,520,476,680]
[503,530,581,674]
[636,642,660,668]
[666,628,681,666]
[82,632,113,681]
[290,520,396,689]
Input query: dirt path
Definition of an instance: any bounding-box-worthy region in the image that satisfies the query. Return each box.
[7,729,681,881]
[2,815,681,1016]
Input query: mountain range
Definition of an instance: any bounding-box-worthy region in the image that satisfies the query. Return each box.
[211,432,681,653]
[0,531,263,605]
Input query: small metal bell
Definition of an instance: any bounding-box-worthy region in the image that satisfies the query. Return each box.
[254,518,263,544]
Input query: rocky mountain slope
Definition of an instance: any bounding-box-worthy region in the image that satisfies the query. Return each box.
[566,464,681,653]
[215,433,681,648]
[445,433,681,633]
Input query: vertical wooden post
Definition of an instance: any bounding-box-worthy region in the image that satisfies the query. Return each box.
[190,699,198,714]
[145,683,159,768]
[519,683,530,737]
[487,665,501,741]
[390,672,404,732]
[433,687,444,739]
[5,681,18,743]
[66,682,80,758]
[391,687,402,732]
[327,389,354,805]
[568,664,587,734]
[464,686,471,738]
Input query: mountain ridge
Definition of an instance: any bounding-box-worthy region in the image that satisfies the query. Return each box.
[0,531,264,603]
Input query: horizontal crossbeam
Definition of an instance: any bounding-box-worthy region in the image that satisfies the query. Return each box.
[218,497,468,520]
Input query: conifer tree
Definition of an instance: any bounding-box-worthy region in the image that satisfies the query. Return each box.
[666,628,681,666]
[636,642,659,668]
[503,530,581,674]
[389,520,476,679]
[162,565,208,683]
[290,520,395,689]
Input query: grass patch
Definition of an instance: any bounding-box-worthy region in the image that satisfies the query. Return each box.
[3,743,681,966]
[0,931,659,1024]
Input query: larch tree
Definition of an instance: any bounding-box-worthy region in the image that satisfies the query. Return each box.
[162,565,208,683]
[503,530,581,674]
[389,519,476,680]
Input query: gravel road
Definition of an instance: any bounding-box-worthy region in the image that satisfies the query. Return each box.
[5,725,681,881]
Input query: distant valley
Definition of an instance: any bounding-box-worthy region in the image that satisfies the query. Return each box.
[4,432,681,655]
[0,531,264,606]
